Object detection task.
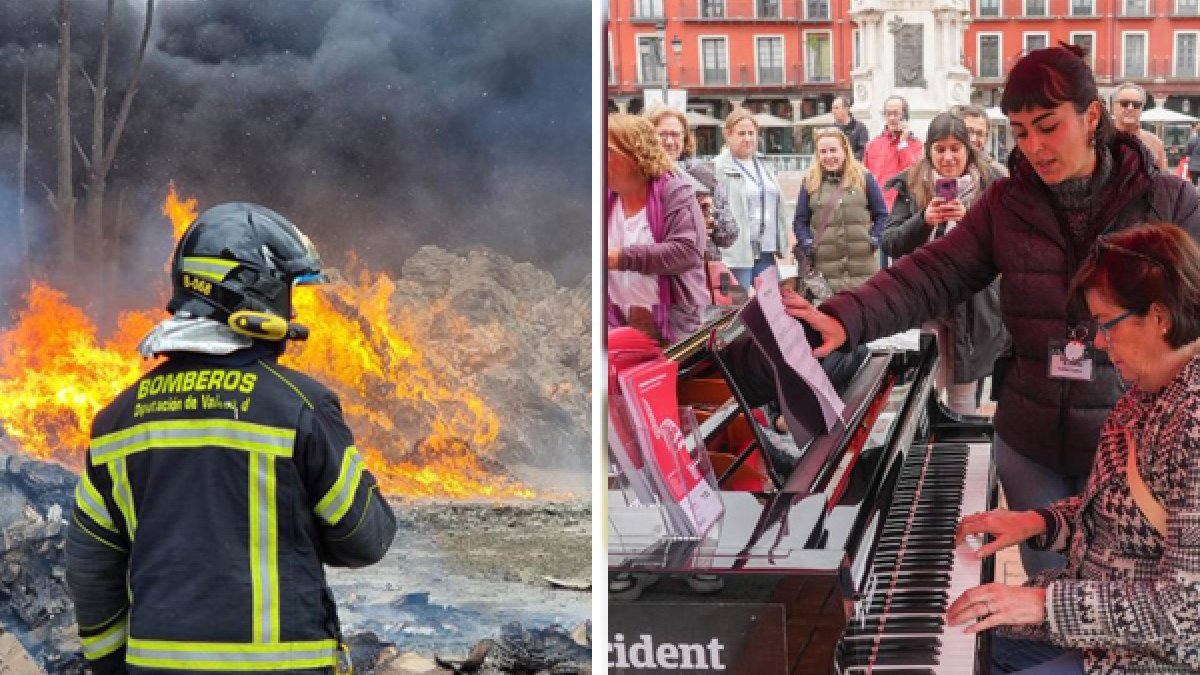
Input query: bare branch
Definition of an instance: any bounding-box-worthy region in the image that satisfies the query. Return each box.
[78,62,96,93]
[98,0,154,178]
[74,136,91,170]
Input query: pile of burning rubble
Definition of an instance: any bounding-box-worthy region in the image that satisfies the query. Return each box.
[0,235,592,673]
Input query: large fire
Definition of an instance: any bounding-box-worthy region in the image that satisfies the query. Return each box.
[0,185,533,499]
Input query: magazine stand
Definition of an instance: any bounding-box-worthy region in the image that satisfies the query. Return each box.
[607,395,723,542]
[705,325,788,491]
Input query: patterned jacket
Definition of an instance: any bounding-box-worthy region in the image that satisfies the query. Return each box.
[1015,354,1200,673]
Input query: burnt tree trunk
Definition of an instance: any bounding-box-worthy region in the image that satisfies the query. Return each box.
[54,0,75,263]
[82,0,115,253]
[17,60,28,262]
[85,0,155,254]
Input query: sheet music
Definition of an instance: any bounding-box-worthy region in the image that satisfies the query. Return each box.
[746,268,846,432]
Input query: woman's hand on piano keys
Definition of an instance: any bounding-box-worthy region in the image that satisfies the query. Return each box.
[955,509,1047,560]
[779,288,847,357]
[947,583,1047,633]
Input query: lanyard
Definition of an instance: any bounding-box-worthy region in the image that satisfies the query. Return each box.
[734,157,768,244]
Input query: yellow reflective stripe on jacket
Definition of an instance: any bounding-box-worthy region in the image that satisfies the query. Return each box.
[81,617,128,660]
[248,453,281,643]
[91,420,296,465]
[109,459,137,540]
[314,446,365,526]
[180,256,238,282]
[125,638,339,670]
[75,469,117,532]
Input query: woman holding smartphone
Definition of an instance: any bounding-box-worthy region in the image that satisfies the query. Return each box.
[881,111,1008,415]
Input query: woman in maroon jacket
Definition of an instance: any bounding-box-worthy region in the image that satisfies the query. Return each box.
[607,113,709,343]
[783,45,1200,580]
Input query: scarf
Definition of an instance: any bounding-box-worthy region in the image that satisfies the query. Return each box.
[606,173,675,342]
[138,316,253,358]
[1046,145,1115,249]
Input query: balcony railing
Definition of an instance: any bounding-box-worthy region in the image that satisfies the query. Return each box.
[671,0,832,21]
[672,63,822,88]
[962,53,1200,83]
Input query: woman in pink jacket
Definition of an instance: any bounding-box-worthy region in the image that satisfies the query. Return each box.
[606,113,709,343]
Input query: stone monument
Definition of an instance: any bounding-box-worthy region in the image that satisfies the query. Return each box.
[848,0,973,141]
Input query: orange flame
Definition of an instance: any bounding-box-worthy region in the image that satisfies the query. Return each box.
[0,186,532,499]
[162,181,199,241]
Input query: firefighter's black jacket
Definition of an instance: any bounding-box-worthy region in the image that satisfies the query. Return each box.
[65,346,397,674]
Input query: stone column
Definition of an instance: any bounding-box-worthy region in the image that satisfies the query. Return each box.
[849,0,972,138]
[789,97,806,122]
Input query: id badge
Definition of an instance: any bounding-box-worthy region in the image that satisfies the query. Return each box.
[1048,339,1095,381]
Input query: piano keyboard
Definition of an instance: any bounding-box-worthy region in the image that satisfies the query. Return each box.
[841,442,993,674]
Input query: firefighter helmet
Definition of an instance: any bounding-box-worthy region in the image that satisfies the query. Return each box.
[167,202,326,340]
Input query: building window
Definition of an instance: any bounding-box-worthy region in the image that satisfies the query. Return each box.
[757,36,784,84]
[805,32,832,82]
[1071,33,1095,68]
[1071,0,1094,15]
[853,29,862,68]
[806,0,831,19]
[1124,0,1148,14]
[638,36,665,84]
[1024,33,1048,52]
[701,37,728,84]
[979,0,1001,16]
[634,0,664,19]
[979,34,1001,78]
[700,0,726,18]
[1124,33,1147,77]
[757,0,782,17]
[1181,0,1200,14]
[1024,0,1047,16]
[1178,33,1199,77]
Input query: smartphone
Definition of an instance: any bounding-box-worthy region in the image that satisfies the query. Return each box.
[934,177,958,201]
[934,177,958,202]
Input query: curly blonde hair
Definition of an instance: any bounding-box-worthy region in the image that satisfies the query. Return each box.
[803,127,867,195]
[608,113,673,180]
[644,106,696,159]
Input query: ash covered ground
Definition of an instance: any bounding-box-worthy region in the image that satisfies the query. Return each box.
[329,494,592,656]
[0,450,592,673]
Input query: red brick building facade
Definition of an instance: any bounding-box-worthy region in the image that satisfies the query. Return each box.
[607,0,1200,155]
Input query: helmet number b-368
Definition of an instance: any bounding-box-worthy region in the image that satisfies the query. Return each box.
[182,274,214,297]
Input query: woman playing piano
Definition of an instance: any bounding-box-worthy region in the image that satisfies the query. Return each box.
[949,222,1200,673]
[782,45,1200,579]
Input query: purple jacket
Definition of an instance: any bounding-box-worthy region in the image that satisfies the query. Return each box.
[608,174,710,342]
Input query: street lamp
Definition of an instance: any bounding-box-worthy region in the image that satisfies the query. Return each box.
[656,21,668,104]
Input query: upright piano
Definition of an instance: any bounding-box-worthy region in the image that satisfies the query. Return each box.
[608,307,998,674]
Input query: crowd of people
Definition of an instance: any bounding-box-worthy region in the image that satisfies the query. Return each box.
[608,43,1200,674]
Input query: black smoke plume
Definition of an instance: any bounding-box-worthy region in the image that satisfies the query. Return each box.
[0,0,591,306]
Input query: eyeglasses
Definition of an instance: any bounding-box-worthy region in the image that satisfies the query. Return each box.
[1117,100,1144,110]
[657,131,684,140]
[1096,310,1133,342]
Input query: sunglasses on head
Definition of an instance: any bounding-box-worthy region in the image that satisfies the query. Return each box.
[1117,100,1144,110]
[1092,238,1163,268]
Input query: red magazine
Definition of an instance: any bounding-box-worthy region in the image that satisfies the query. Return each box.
[617,358,723,537]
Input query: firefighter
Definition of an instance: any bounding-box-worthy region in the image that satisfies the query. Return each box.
[65,202,397,674]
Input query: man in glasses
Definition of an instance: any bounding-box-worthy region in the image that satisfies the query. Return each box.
[1112,82,1168,170]
[953,104,1008,177]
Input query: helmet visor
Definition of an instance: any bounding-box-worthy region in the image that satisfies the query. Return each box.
[293,271,330,286]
